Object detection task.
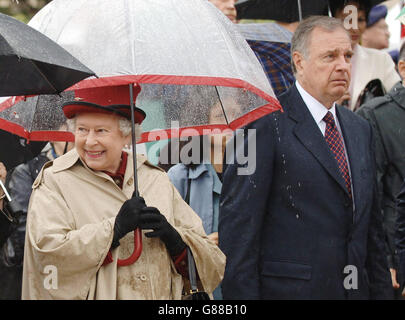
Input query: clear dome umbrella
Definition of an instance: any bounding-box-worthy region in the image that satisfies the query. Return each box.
[0,0,282,265]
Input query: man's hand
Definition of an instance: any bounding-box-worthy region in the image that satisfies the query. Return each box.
[112,196,146,248]
[140,207,186,256]
[390,268,400,289]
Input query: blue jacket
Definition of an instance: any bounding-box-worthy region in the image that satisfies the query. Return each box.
[168,163,222,235]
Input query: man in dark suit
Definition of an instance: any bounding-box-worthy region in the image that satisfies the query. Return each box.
[219,15,393,300]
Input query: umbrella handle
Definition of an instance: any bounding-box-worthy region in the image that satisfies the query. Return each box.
[117,83,143,267]
[117,228,142,266]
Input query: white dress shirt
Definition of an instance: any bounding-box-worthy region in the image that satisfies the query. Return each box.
[296,81,343,137]
[296,81,354,206]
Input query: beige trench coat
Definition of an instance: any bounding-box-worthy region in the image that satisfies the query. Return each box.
[22,149,225,300]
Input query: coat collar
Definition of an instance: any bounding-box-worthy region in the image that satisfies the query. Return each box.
[188,163,222,195]
[389,81,405,111]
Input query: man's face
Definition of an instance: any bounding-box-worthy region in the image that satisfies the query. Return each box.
[293,27,353,108]
[363,19,390,49]
[209,0,237,23]
[74,112,130,173]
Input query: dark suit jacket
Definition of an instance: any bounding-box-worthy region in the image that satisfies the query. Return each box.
[219,84,393,300]
[396,180,405,284]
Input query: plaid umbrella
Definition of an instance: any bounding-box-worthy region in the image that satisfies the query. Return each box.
[237,22,295,98]
[247,40,294,98]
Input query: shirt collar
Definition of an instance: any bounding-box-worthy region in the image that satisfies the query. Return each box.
[296,81,337,125]
[188,163,222,194]
[188,163,210,179]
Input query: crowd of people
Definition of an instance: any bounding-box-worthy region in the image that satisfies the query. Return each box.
[0,0,405,300]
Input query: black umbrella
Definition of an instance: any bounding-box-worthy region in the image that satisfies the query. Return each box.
[235,0,384,22]
[0,12,95,97]
[236,0,329,22]
[0,130,46,171]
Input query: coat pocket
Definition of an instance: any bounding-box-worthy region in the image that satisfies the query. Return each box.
[260,260,312,299]
[261,260,312,280]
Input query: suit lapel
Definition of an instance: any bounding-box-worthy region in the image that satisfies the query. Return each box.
[285,85,350,195]
[335,107,362,216]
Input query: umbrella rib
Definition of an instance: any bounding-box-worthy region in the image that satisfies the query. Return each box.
[214,86,229,126]
[28,60,59,94]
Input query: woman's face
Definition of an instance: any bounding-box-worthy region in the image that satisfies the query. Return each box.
[335,2,367,47]
[74,112,130,173]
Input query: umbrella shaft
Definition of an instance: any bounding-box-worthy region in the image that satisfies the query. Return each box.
[129,84,139,197]
[0,180,11,202]
[297,0,302,21]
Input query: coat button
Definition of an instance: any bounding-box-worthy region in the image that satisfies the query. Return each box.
[127,178,133,186]
[140,275,147,281]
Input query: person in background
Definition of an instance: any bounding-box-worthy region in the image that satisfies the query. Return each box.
[208,0,237,23]
[236,20,297,99]
[356,41,405,298]
[362,5,390,50]
[167,99,235,300]
[0,162,12,244]
[0,162,14,248]
[0,132,74,300]
[210,0,297,99]
[332,0,400,111]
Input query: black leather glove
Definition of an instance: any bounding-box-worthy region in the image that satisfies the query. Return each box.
[139,207,186,256]
[112,196,146,249]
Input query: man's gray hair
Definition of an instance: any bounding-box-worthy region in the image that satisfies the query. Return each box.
[66,116,142,143]
[291,16,349,74]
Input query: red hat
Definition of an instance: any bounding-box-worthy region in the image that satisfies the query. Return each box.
[62,85,146,124]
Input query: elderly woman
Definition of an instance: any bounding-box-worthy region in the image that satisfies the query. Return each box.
[22,86,225,300]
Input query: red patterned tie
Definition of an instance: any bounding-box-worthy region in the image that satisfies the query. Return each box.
[323,111,352,198]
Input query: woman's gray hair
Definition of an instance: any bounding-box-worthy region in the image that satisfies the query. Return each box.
[66,116,142,143]
[291,16,349,74]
